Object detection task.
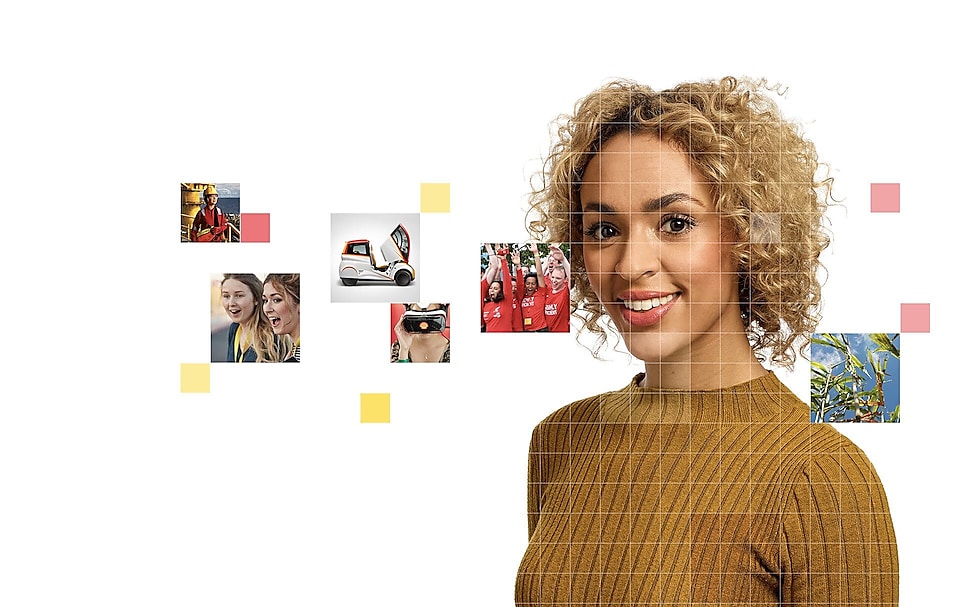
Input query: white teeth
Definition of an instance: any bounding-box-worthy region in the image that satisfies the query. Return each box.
[622,293,677,312]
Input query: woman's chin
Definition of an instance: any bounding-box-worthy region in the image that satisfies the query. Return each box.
[619,332,691,366]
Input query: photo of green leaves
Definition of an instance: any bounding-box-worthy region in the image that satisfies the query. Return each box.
[810,333,900,423]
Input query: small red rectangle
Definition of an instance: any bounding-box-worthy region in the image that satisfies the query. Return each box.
[870,183,900,213]
[900,303,930,333]
[241,213,270,243]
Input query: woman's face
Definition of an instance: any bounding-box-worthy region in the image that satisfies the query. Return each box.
[263,281,300,337]
[524,276,538,296]
[221,278,256,326]
[579,132,743,366]
[549,269,566,292]
[488,281,502,300]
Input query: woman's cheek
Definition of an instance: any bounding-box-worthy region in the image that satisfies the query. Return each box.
[582,250,603,294]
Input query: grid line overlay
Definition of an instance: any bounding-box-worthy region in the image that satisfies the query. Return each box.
[515,372,898,605]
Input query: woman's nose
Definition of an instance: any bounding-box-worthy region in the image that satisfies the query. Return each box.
[614,232,660,279]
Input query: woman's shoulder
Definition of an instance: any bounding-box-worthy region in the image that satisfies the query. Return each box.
[770,421,886,488]
[775,415,867,453]
[531,381,637,439]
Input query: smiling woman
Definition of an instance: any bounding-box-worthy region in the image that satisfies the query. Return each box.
[219,274,284,363]
[516,78,898,606]
[263,273,300,362]
[579,133,756,387]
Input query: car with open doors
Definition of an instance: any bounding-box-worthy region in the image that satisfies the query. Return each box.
[338,224,416,286]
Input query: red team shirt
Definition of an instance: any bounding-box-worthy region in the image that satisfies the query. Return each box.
[481,257,515,332]
[516,269,549,332]
[544,284,570,332]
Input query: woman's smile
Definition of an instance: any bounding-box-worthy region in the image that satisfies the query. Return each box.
[617,291,680,327]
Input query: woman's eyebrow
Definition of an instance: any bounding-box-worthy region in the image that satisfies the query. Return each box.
[646,192,706,211]
[581,192,706,214]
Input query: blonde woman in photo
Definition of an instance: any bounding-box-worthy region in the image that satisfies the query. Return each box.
[220,273,283,363]
[263,273,300,363]
[515,77,898,606]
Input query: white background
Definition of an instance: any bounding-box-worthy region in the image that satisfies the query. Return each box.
[0,1,950,605]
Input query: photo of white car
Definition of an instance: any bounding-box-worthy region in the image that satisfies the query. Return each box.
[338,223,416,286]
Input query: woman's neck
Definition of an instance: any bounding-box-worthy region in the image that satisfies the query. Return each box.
[640,358,767,390]
[408,333,448,361]
[639,333,767,390]
[411,333,448,347]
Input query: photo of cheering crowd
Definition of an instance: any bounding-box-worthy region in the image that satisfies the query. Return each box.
[480,243,570,333]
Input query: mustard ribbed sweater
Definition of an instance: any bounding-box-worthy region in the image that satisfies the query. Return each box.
[516,372,898,605]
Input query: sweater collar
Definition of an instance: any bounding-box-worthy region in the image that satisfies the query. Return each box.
[600,371,807,424]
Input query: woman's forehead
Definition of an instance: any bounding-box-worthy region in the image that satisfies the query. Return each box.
[222,278,251,293]
[581,132,715,211]
[584,133,703,184]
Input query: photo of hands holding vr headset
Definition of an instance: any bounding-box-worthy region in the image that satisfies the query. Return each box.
[390,303,450,363]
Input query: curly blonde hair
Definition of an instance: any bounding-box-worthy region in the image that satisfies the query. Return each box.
[529,77,831,367]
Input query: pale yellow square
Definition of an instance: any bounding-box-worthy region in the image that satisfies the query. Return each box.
[360,393,391,423]
[180,363,210,393]
[420,183,450,213]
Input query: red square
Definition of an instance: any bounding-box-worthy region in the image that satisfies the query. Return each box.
[871,183,900,213]
[240,213,270,243]
[901,303,930,333]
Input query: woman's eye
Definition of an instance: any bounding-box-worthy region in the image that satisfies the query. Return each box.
[661,215,695,234]
[584,222,619,241]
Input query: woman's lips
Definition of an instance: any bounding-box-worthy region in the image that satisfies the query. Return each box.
[616,292,679,328]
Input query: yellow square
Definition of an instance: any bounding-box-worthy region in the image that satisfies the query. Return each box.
[420,183,450,213]
[180,363,210,393]
[360,393,391,423]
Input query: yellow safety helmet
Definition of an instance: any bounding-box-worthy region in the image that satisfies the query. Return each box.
[204,185,218,197]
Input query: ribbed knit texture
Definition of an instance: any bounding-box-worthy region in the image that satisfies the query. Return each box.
[515,372,898,605]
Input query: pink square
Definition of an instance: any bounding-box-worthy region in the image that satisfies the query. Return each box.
[241,213,270,243]
[901,303,930,333]
[871,183,900,213]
